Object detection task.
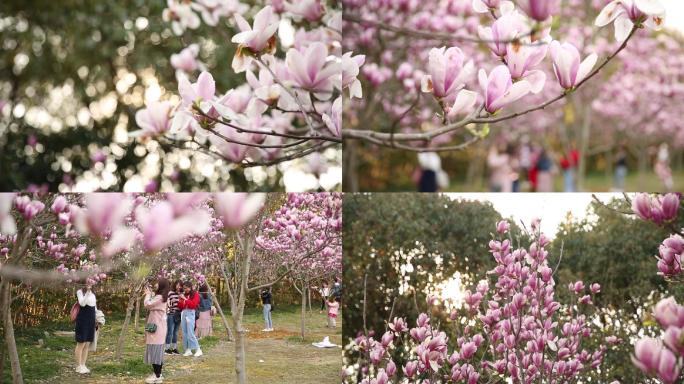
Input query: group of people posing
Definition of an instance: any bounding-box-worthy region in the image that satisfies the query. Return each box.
[73,279,215,383]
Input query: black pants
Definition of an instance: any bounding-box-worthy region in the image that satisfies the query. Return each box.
[153,363,163,378]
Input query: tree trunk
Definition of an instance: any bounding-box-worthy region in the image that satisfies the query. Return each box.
[206,282,233,341]
[233,316,247,384]
[1,281,23,383]
[115,289,138,360]
[307,285,312,313]
[343,140,359,192]
[300,286,307,340]
[638,143,648,190]
[576,106,592,191]
[134,295,140,330]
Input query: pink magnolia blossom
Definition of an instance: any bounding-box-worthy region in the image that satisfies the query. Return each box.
[517,0,560,22]
[549,41,598,90]
[232,6,279,72]
[341,52,365,99]
[51,195,68,214]
[322,97,341,137]
[170,44,200,73]
[208,124,252,163]
[178,71,216,107]
[134,101,173,137]
[75,193,132,237]
[478,11,526,57]
[162,0,201,35]
[596,0,666,42]
[632,193,680,225]
[506,42,547,93]
[420,47,474,100]
[471,0,502,13]
[213,193,266,229]
[285,43,339,99]
[135,201,211,253]
[478,65,532,113]
[285,0,325,22]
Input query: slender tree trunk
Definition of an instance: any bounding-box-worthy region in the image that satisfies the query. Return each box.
[307,285,312,313]
[0,279,5,381]
[1,281,23,383]
[577,106,592,191]
[133,295,140,330]
[638,143,648,190]
[115,289,138,360]
[206,282,233,341]
[233,316,247,384]
[300,285,307,340]
[343,141,359,192]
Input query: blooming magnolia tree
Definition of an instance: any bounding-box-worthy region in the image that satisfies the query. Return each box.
[133,1,347,190]
[629,193,684,383]
[256,192,343,338]
[341,0,676,190]
[345,220,610,383]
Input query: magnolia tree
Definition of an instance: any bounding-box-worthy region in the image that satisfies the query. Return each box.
[207,192,342,384]
[132,1,346,190]
[256,192,343,338]
[341,0,673,189]
[629,193,684,383]
[344,220,612,383]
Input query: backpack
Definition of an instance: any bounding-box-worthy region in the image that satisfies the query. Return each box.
[70,302,80,322]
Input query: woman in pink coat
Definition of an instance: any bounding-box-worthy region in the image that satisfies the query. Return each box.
[143,278,170,384]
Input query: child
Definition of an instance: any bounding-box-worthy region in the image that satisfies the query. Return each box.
[326,296,339,328]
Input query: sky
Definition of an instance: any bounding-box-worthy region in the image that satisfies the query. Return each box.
[662,0,684,34]
[445,193,629,237]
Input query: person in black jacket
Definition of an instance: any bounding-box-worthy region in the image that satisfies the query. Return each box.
[261,288,273,332]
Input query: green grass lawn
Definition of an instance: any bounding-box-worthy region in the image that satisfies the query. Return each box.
[3,305,341,383]
[447,170,684,192]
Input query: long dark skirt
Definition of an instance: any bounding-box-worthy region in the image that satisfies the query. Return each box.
[75,305,96,343]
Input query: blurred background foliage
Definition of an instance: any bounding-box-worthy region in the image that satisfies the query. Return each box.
[0,0,331,191]
[343,193,684,381]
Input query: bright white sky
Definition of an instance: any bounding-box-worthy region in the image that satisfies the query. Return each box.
[662,0,684,34]
[445,193,628,237]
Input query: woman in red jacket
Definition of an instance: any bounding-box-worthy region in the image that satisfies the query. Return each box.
[178,281,202,357]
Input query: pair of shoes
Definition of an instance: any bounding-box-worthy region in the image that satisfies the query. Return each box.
[172,349,180,355]
[261,328,269,332]
[164,349,173,355]
[268,328,274,332]
[183,349,193,357]
[145,374,164,383]
[75,365,90,374]
[194,349,203,357]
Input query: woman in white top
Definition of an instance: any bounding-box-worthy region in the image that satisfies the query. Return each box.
[74,286,97,374]
[317,282,330,314]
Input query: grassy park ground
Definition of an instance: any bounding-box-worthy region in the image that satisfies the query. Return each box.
[3,305,341,383]
[448,170,684,192]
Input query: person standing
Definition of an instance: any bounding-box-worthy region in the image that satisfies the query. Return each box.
[487,144,514,192]
[316,282,330,314]
[332,277,342,303]
[178,281,202,357]
[195,284,213,338]
[261,288,273,332]
[164,280,182,355]
[74,285,96,374]
[144,278,170,384]
[614,145,628,191]
[535,148,555,192]
[326,296,339,328]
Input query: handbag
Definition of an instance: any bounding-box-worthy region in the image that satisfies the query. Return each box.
[145,323,157,333]
[70,302,80,322]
